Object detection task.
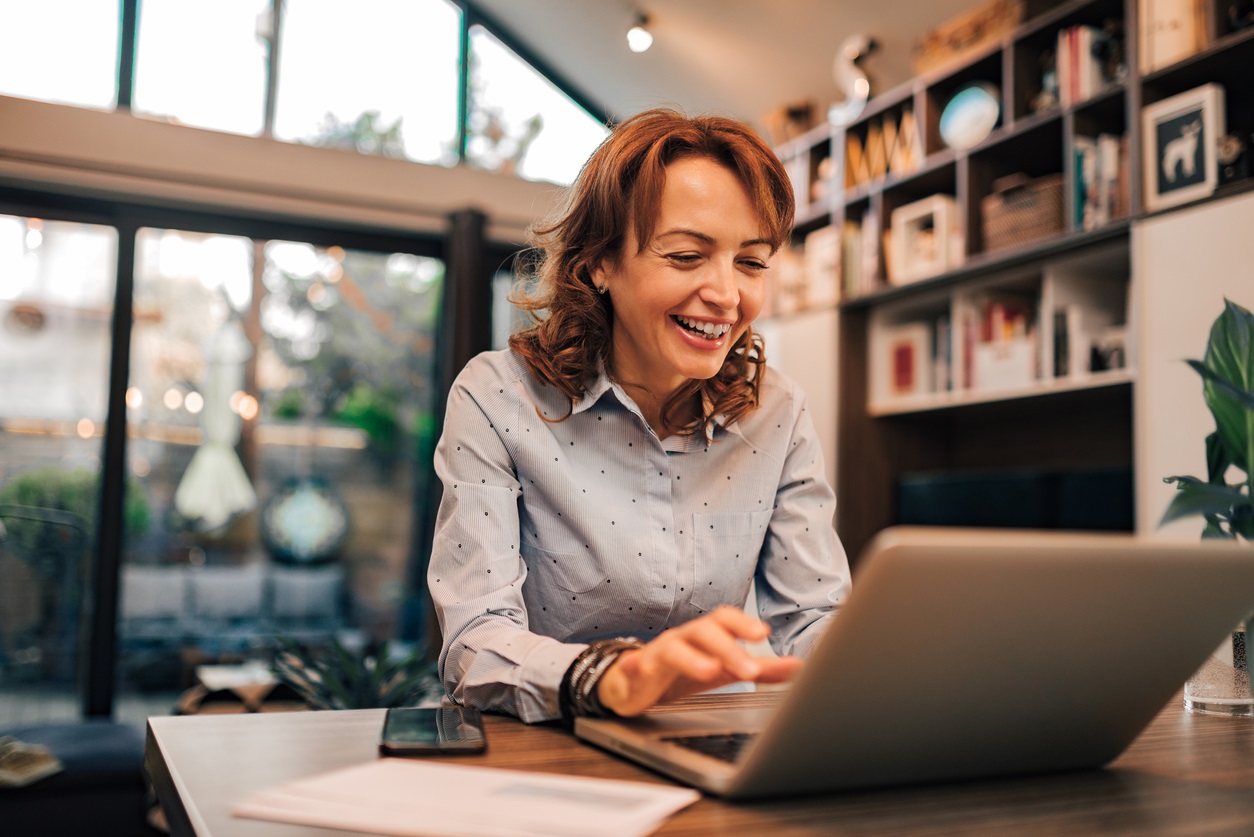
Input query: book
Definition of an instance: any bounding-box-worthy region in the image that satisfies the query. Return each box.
[841,220,863,299]
[878,321,933,399]
[891,106,923,175]
[845,132,867,188]
[0,737,64,788]
[802,225,842,308]
[1139,0,1205,73]
[864,122,888,180]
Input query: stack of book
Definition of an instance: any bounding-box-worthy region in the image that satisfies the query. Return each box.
[1073,133,1130,230]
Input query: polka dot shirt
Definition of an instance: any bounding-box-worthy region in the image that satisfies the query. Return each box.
[429,349,850,723]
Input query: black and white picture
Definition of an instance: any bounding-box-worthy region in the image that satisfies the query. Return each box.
[1142,83,1225,211]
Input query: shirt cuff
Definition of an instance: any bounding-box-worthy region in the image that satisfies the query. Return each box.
[515,640,588,723]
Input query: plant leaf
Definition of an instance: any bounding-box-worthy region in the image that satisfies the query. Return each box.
[1204,432,1236,485]
[1194,298,1254,480]
[1159,479,1248,527]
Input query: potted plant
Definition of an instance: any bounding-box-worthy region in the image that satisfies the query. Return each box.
[271,636,440,710]
[1161,298,1254,713]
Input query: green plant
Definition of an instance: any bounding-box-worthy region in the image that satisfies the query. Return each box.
[1161,299,1254,540]
[0,467,150,555]
[271,635,439,710]
[333,382,401,455]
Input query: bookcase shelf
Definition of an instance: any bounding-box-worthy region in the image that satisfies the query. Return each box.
[772,0,1254,559]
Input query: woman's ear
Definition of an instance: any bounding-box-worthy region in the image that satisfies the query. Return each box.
[591,260,610,295]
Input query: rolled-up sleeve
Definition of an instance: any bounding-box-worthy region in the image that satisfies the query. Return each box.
[429,358,585,723]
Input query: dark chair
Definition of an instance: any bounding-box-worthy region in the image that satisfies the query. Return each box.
[0,720,155,836]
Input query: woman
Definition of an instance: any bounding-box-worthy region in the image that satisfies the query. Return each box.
[429,108,850,724]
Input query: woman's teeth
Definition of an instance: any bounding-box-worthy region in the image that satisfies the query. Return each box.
[674,316,731,339]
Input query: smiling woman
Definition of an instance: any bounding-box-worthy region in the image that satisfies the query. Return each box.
[427,108,851,725]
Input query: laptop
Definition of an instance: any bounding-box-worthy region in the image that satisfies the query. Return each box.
[575,526,1254,799]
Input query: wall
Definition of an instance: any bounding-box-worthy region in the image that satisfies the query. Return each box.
[1133,190,1254,540]
[0,95,565,245]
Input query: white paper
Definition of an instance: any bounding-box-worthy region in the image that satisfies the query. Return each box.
[231,757,700,837]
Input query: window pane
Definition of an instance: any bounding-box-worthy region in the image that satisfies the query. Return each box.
[0,216,117,722]
[132,0,270,136]
[274,0,461,165]
[467,25,608,185]
[120,229,442,719]
[0,1,119,109]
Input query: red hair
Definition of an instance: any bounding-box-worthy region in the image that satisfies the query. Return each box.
[509,108,794,437]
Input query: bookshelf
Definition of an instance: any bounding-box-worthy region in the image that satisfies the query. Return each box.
[774,0,1254,559]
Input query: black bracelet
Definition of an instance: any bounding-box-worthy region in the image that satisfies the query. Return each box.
[559,638,644,724]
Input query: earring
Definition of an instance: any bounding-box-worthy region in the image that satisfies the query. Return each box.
[596,284,607,295]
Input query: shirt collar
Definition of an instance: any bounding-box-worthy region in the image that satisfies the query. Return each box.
[571,364,744,451]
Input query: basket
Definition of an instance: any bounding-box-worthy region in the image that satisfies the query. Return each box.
[981,173,1064,253]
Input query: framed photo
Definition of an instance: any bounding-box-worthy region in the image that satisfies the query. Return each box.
[1142,83,1225,212]
[890,194,960,284]
[870,320,933,408]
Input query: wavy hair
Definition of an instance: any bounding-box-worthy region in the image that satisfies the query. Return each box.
[508,108,794,438]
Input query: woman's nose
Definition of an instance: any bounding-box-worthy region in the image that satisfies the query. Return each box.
[701,260,740,310]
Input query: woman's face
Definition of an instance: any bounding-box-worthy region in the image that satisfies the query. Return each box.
[594,155,771,401]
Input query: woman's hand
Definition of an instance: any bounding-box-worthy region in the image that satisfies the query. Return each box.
[595,606,802,717]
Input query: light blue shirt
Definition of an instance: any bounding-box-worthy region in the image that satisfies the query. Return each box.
[429,348,851,722]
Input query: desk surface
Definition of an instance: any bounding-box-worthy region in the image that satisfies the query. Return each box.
[146,691,1254,837]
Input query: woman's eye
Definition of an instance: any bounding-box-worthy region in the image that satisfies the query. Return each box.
[740,259,769,272]
[666,253,702,264]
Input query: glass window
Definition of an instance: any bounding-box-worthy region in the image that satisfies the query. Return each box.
[0,215,117,721]
[0,1,120,110]
[119,228,443,720]
[273,0,462,165]
[132,0,270,136]
[466,25,608,185]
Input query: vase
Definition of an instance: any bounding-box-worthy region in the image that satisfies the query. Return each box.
[1183,624,1251,716]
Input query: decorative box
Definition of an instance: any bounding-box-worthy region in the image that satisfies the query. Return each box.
[981,173,1064,252]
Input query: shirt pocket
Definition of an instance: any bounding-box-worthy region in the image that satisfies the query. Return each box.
[690,509,772,613]
[520,541,608,594]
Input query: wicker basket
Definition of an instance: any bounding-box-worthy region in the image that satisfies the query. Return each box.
[981,173,1064,253]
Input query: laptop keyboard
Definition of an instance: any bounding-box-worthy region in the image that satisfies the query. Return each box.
[662,732,756,763]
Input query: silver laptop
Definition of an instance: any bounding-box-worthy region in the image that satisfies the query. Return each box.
[575,526,1254,799]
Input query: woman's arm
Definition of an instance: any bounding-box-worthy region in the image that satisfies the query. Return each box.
[753,383,852,658]
[429,356,586,722]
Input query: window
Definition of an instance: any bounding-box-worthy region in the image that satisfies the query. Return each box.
[0,1,608,184]
[0,1,119,110]
[115,227,443,716]
[273,0,462,165]
[132,0,271,136]
[0,215,117,716]
[466,25,608,185]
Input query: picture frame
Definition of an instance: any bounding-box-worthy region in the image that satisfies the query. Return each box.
[889,194,960,285]
[1142,83,1225,212]
[870,320,934,407]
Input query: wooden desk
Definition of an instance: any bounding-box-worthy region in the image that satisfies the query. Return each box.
[146,691,1254,836]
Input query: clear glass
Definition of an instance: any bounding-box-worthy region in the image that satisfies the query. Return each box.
[132,0,270,136]
[0,1,120,110]
[1184,625,1252,716]
[118,229,443,717]
[466,25,608,185]
[0,215,117,724]
[273,0,461,164]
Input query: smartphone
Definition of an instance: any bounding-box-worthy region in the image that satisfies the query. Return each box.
[379,706,487,755]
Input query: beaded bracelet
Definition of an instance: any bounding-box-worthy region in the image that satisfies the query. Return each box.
[560,637,645,722]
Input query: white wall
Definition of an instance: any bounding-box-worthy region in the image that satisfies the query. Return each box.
[756,306,840,492]
[1132,190,1254,540]
[0,95,565,245]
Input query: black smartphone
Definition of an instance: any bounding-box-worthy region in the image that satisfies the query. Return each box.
[379,706,487,755]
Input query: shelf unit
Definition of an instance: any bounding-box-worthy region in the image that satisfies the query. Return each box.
[775,0,1254,559]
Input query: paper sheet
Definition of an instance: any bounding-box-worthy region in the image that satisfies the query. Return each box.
[232,757,700,837]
